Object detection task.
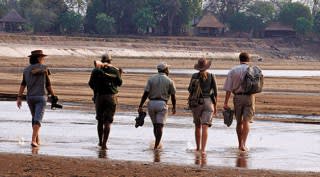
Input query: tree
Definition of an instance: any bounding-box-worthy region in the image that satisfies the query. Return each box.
[228,12,250,33]
[279,2,312,27]
[133,6,156,34]
[313,11,320,33]
[64,0,88,14]
[205,0,250,23]
[19,0,67,33]
[163,0,181,35]
[59,10,83,34]
[295,17,313,35]
[95,13,115,35]
[84,0,104,33]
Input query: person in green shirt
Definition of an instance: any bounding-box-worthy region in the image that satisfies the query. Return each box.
[89,53,122,150]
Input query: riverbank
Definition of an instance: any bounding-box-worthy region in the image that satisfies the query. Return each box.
[0,153,319,177]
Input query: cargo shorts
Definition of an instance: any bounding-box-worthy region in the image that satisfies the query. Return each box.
[233,94,255,123]
[191,98,214,127]
[95,94,117,124]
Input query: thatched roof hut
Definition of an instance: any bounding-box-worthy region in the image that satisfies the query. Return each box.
[0,9,27,32]
[264,22,296,37]
[195,14,225,36]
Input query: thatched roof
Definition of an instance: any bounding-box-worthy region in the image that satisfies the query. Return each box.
[265,22,295,31]
[0,9,26,23]
[196,14,224,28]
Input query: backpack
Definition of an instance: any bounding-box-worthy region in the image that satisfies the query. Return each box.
[188,77,204,108]
[241,66,264,94]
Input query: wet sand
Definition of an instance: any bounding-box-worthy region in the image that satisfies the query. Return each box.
[1,153,320,177]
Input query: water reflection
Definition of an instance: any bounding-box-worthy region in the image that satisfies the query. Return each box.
[31,147,39,155]
[153,150,161,162]
[194,152,207,167]
[97,149,107,159]
[236,151,248,168]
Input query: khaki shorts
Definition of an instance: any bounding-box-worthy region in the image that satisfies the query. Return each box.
[148,100,168,124]
[191,98,214,127]
[95,94,117,123]
[233,94,255,123]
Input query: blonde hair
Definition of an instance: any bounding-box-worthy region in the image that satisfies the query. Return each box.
[199,71,208,80]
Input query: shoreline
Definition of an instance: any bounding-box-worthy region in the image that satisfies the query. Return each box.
[0,152,319,177]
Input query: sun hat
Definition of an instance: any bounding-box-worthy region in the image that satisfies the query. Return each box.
[157,62,170,71]
[28,50,47,58]
[194,58,211,71]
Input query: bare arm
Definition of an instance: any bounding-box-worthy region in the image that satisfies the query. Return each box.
[138,91,149,112]
[171,94,176,114]
[17,85,26,109]
[224,91,231,109]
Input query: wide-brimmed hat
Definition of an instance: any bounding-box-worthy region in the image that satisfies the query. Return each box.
[157,62,170,71]
[28,50,47,58]
[194,58,211,71]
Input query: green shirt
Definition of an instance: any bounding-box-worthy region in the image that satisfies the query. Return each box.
[89,66,122,95]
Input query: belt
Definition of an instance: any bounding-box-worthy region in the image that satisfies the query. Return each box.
[234,92,250,95]
[150,98,168,103]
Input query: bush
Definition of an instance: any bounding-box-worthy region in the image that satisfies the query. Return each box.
[95,13,115,35]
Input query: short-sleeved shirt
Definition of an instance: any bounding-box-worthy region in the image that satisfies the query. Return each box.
[21,64,51,96]
[223,64,249,94]
[145,73,176,101]
[88,66,122,95]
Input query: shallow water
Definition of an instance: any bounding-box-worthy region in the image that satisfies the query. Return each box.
[0,101,319,172]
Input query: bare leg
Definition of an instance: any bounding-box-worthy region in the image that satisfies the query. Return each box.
[236,122,243,150]
[195,124,201,151]
[36,134,40,145]
[154,124,163,149]
[31,124,40,147]
[97,121,103,146]
[240,121,250,151]
[101,123,111,149]
[201,125,208,154]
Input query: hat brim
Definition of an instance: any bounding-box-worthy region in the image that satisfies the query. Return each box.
[28,54,47,57]
[194,60,211,71]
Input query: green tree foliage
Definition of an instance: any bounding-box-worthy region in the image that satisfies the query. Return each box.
[59,10,83,34]
[19,0,67,33]
[133,6,156,34]
[0,0,8,17]
[95,13,115,35]
[279,2,312,26]
[228,12,250,33]
[84,0,104,33]
[205,0,250,23]
[295,17,313,35]
[314,11,320,33]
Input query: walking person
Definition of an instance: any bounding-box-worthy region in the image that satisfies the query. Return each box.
[188,58,217,155]
[89,53,122,150]
[17,50,56,147]
[223,52,257,152]
[138,62,176,150]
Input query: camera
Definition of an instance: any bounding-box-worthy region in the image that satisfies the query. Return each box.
[50,95,63,109]
[135,111,146,128]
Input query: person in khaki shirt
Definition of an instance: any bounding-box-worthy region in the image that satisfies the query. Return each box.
[223,52,255,152]
[138,62,176,150]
